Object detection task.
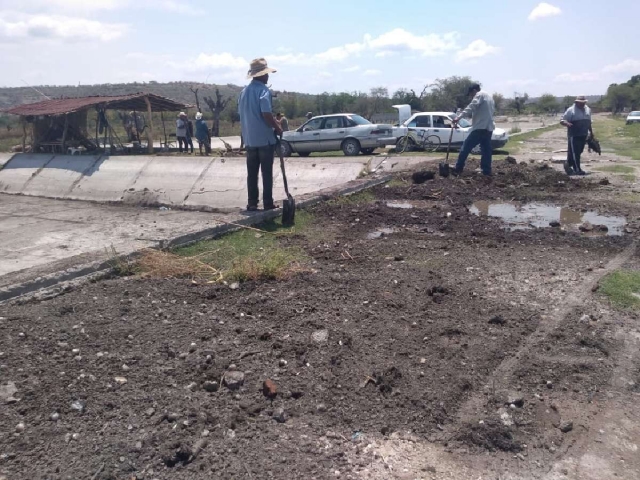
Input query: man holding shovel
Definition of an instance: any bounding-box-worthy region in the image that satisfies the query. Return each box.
[451,83,496,177]
[238,58,283,211]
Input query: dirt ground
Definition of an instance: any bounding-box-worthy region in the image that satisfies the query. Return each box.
[1,129,640,480]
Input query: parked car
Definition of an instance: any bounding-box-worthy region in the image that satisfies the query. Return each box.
[392,111,509,152]
[280,114,396,157]
[626,111,640,124]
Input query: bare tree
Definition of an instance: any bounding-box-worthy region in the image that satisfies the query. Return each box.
[190,86,201,112]
[203,88,230,137]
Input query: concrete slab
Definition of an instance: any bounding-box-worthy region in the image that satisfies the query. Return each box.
[21,155,100,199]
[68,155,152,202]
[0,153,15,169]
[0,154,54,194]
[121,156,213,206]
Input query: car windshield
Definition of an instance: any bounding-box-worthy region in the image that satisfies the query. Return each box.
[631,112,640,117]
[346,115,371,126]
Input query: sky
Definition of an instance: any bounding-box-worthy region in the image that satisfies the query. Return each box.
[0,0,639,97]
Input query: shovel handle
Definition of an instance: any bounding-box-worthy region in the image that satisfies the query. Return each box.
[276,133,291,197]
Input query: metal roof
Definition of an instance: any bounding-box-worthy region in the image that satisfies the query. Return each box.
[4,92,192,116]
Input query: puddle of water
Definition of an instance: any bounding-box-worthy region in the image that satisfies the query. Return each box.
[469,201,626,236]
[366,227,396,240]
[386,202,414,209]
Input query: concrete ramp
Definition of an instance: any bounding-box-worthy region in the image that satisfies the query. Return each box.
[0,152,417,210]
[0,153,15,169]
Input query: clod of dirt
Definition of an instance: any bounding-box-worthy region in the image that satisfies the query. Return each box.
[579,222,594,232]
[506,156,517,165]
[311,329,329,343]
[489,315,507,325]
[599,178,611,185]
[456,420,522,452]
[549,221,561,228]
[162,439,207,467]
[0,381,18,404]
[203,381,219,392]
[262,379,277,399]
[223,371,245,390]
[70,400,85,413]
[597,224,609,232]
[273,407,287,423]
[559,421,574,433]
[412,170,436,184]
[374,366,402,395]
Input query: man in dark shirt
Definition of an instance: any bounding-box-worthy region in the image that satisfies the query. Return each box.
[561,96,593,176]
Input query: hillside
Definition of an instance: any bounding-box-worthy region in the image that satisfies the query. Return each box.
[0,82,245,110]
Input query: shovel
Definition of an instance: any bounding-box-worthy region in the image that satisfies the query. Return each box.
[276,135,295,227]
[439,126,456,178]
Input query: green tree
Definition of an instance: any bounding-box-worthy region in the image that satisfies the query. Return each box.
[421,76,479,111]
[370,87,390,115]
[391,88,422,111]
[606,83,634,113]
[537,93,559,113]
[561,96,574,110]
[492,93,505,114]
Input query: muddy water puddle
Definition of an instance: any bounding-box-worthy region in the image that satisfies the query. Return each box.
[470,201,626,236]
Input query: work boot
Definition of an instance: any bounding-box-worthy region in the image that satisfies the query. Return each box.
[451,167,463,177]
[263,204,280,211]
[563,162,575,176]
[577,169,588,176]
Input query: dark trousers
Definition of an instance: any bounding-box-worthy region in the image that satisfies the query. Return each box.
[455,129,493,175]
[198,138,211,154]
[567,135,587,172]
[177,136,189,153]
[246,145,275,209]
[185,136,194,153]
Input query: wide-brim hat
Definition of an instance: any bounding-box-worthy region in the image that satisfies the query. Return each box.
[247,57,276,78]
[195,112,203,120]
[575,95,588,103]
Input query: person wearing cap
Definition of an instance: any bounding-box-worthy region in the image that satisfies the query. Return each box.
[195,112,211,155]
[560,96,593,176]
[452,83,496,177]
[238,57,283,211]
[176,112,189,153]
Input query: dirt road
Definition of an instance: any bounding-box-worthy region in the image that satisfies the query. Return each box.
[1,128,639,479]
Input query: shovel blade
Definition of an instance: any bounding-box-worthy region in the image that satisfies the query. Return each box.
[282,195,296,227]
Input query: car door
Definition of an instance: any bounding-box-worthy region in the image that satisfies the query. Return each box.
[291,117,323,152]
[317,116,345,152]
[431,115,465,147]
[406,114,431,143]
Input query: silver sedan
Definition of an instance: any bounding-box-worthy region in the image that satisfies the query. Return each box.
[280,114,396,157]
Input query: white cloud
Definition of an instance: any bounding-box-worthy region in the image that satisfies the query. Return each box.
[366,28,459,57]
[318,71,333,78]
[181,52,248,71]
[0,13,128,42]
[363,69,381,77]
[602,59,640,74]
[555,72,601,83]
[528,3,562,21]
[5,0,200,15]
[455,40,500,63]
[342,65,361,72]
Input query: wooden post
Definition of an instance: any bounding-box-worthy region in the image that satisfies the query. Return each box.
[61,114,69,153]
[144,96,154,154]
[21,119,27,153]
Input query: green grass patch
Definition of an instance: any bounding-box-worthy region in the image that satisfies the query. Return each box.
[504,124,563,154]
[592,117,640,160]
[156,211,315,282]
[594,165,636,174]
[331,189,375,205]
[622,193,640,202]
[599,270,640,309]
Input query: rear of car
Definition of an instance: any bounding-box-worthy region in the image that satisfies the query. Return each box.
[626,111,640,124]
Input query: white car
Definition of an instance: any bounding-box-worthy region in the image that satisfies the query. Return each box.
[393,110,509,152]
[280,114,396,157]
[626,111,640,124]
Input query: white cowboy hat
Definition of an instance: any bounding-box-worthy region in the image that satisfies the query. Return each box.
[195,112,203,120]
[247,58,277,78]
[574,95,588,103]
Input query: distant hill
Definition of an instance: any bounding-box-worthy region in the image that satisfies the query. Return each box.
[0,82,245,110]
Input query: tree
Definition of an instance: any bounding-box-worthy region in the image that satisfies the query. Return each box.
[420,76,479,112]
[203,88,230,137]
[492,93,505,114]
[561,96,574,110]
[391,88,422,111]
[511,92,529,114]
[369,87,390,115]
[537,93,559,113]
[605,83,634,113]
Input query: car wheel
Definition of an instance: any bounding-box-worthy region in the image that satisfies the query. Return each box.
[279,140,292,157]
[298,151,311,157]
[361,148,375,155]
[342,138,361,156]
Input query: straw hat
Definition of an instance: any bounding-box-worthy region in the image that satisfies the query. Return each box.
[575,95,588,103]
[247,58,276,78]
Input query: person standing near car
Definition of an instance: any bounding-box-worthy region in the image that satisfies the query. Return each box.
[560,96,593,176]
[276,112,289,131]
[452,83,495,177]
[238,58,283,211]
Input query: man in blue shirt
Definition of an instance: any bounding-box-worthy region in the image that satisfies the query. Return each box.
[238,58,283,211]
[560,96,593,176]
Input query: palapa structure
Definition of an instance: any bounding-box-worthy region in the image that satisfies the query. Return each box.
[4,93,191,154]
